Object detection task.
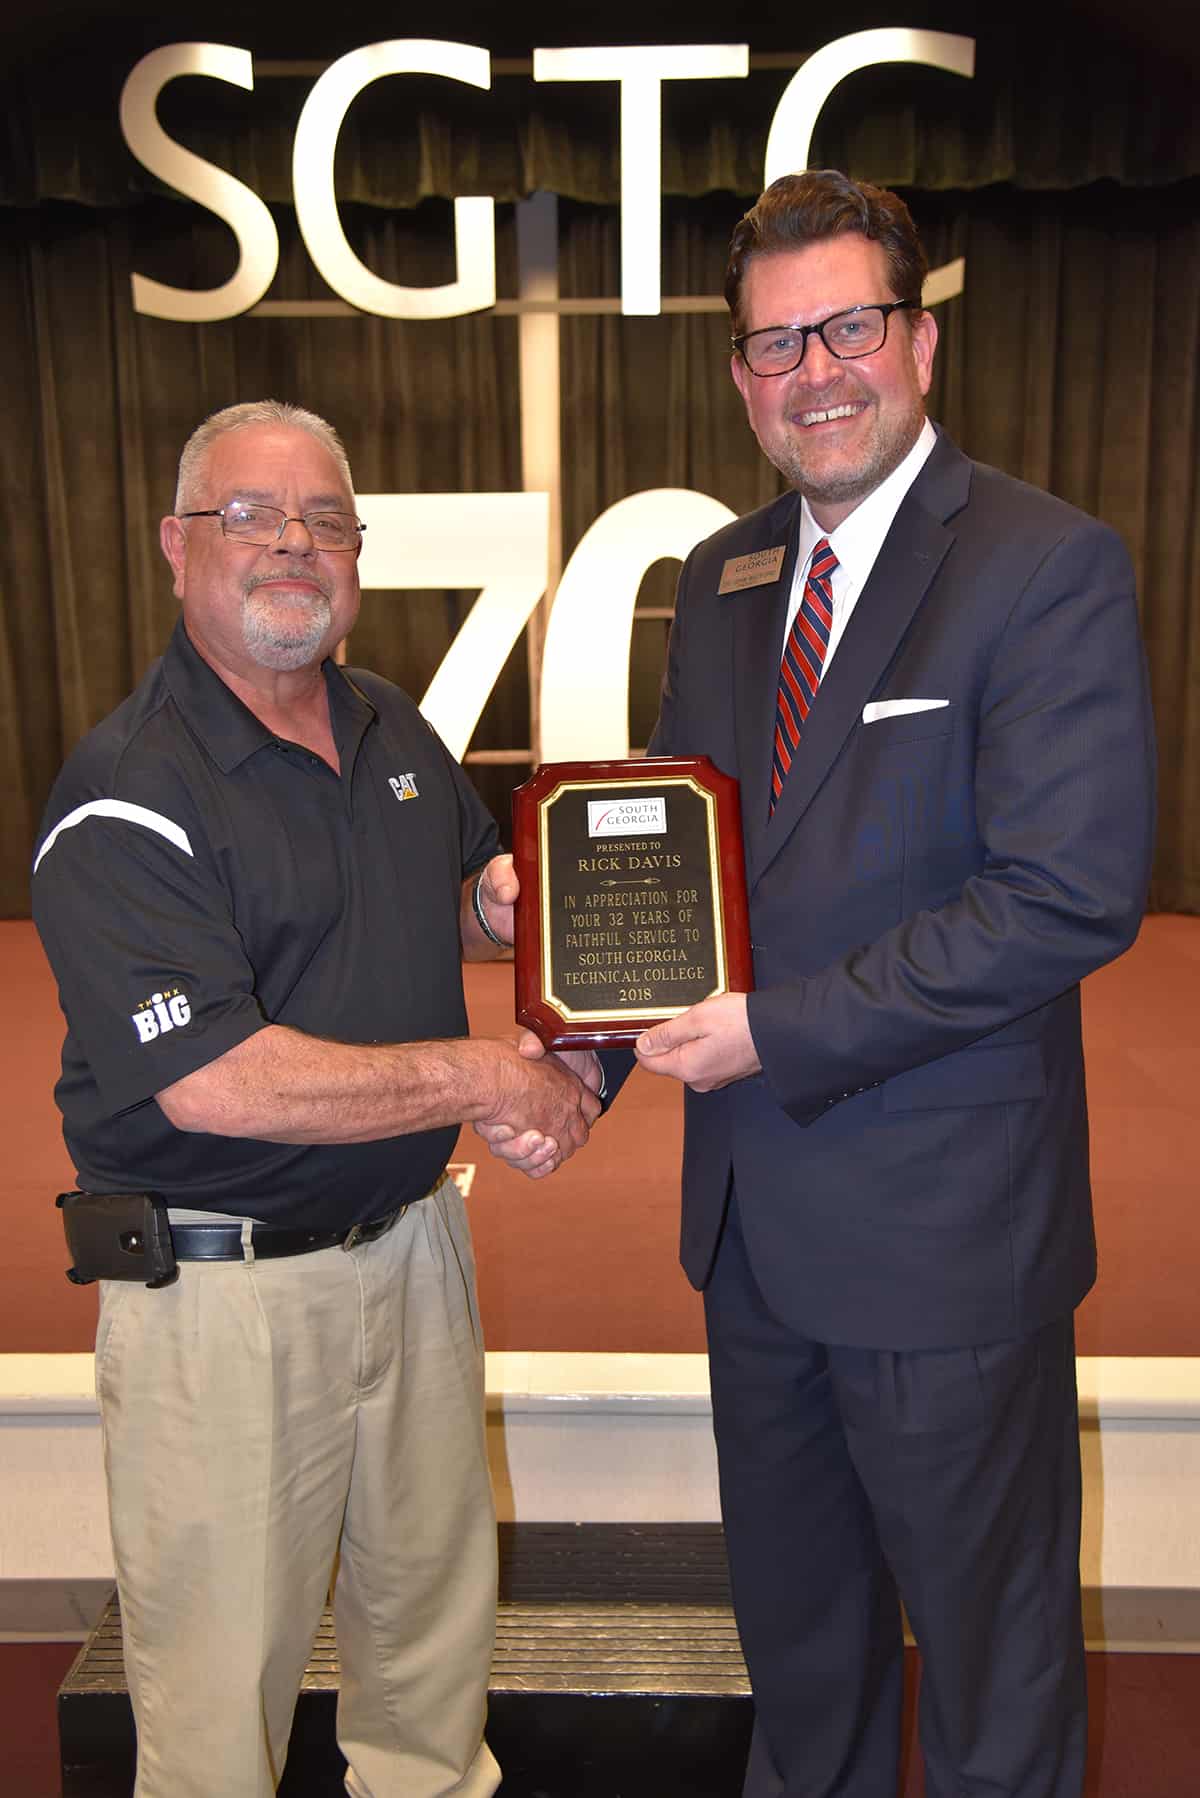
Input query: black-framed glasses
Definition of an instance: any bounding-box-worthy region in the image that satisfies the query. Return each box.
[178,502,366,552]
[732,300,917,378]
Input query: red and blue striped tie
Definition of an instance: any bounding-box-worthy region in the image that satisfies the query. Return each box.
[770,537,837,813]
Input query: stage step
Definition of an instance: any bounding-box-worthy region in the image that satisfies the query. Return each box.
[58,1523,753,1796]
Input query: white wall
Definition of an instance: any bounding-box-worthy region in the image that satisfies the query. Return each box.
[3,1352,1198,1648]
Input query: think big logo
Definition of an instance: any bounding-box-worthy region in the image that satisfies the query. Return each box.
[131,985,193,1044]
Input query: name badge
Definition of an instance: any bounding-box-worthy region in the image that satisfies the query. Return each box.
[717,545,787,594]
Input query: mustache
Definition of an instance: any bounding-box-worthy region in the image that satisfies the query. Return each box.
[789,370,863,397]
[243,565,334,602]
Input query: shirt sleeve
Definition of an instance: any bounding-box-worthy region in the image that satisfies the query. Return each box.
[438,729,502,877]
[32,795,267,1117]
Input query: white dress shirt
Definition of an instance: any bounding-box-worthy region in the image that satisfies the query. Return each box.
[783,417,938,675]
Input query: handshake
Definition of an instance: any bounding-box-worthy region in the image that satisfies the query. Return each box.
[471,1034,604,1181]
[467,853,762,1180]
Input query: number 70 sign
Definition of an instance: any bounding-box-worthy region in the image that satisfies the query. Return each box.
[356,488,734,765]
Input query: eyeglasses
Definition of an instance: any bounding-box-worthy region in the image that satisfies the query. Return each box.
[178,503,366,552]
[732,301,917,378]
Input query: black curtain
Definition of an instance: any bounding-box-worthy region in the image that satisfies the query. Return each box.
[1,23,1196,914]
[5,27,1198,208]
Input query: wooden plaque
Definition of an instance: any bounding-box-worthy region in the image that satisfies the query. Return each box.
[512,756,753,1050]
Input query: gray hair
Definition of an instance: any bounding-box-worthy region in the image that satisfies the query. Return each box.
[173,400,355,512]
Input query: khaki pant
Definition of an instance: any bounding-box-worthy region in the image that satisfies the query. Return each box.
[94,1175,500,1798]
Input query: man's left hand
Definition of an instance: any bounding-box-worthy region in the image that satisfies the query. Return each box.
[635,993,760,1092]
[465,853,518,955]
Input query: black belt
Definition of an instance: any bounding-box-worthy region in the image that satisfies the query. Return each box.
[169,1205,407,1262]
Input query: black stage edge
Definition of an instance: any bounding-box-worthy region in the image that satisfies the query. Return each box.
[58,1523,753,1797]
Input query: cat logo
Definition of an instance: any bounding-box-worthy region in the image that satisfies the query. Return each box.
[389,773,420,802]
[131,986,192,1044]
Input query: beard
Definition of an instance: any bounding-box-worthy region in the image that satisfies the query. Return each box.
[760,388,926,515]
[240,569,334,672]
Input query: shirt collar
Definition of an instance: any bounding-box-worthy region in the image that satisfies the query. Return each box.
[162,617,376,774]
[796,415,938,584]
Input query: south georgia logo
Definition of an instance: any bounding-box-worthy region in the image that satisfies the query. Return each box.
[587,796,667,837]
[131,986,192,1044]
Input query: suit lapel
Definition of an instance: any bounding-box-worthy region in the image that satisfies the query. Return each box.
[732,493,804,881]
[749,436,970,889]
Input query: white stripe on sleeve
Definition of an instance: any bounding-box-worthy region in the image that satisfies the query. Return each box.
[33,800,194,874]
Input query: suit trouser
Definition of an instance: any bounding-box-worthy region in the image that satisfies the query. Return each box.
[94,1174,500,1798]
[704,1194,1087,1798]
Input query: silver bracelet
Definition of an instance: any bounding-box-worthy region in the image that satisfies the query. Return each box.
[471,870,507,947]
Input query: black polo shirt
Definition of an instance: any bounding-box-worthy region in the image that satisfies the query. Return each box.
[32,619,500,1228]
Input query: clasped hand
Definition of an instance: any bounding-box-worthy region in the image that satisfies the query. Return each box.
[479,1037,603,1179]
[475,1035,603,1178]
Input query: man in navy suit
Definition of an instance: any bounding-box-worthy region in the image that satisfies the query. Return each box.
[629,171,1156,1795]
[482,169,1154,1793]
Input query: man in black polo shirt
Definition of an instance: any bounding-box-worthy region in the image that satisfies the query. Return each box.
[32,399,597,1798]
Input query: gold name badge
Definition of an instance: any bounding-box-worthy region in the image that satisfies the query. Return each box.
[717,544,787,594]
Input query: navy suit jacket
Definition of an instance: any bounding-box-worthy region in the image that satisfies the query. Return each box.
[644,427,1156,1351]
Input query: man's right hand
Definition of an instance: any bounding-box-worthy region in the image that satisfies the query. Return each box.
[477,1039,601,1178]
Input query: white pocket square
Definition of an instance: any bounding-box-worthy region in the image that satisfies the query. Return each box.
[862,698,950,724]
